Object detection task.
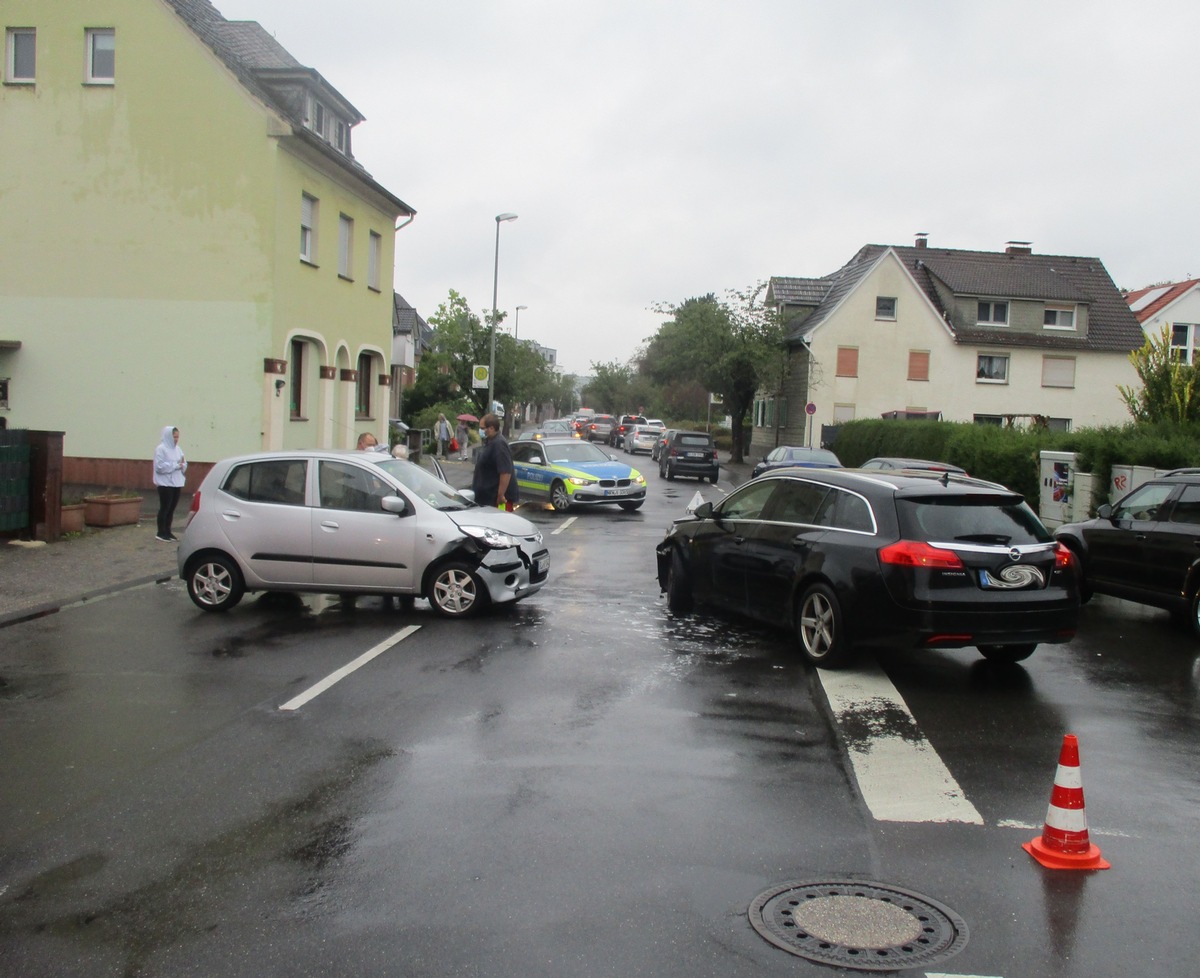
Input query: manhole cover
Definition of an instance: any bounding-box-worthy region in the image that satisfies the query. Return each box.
[748,879,968,972]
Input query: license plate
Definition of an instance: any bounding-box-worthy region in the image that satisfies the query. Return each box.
[685,452,704,459]
[604,487,628,496]
[535,557,549,574]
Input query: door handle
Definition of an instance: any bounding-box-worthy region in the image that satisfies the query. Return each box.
[732,536,745,544]
[320,520,340,530]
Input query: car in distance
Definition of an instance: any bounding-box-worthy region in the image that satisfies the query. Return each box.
[510,437,647,511]
[514,419,582,441]
[861,457,968,475]
[655,468,1079,667]
[625,424,660,455]
[178,450,549,618]
[583,414,616,442]
[751,446,843,478]
[1054,469,1200,630]
[658,430,720,482]
[611,414,648,448]
[651,428,676,463]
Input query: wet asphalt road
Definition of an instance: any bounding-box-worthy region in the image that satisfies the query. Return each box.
[1,467,1198,977]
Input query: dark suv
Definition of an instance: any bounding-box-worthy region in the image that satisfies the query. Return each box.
[610,414,647,448]
[1054,470,1200,632]
[658,430,719,482]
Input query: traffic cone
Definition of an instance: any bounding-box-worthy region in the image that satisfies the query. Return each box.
[1023,734,1110,870]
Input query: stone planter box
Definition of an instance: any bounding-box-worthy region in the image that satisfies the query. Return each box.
[60,503,87,534]
[84,494,143,527]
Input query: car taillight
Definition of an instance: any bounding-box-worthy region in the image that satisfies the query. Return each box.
[878,540,964,569]
[190,490,201,514]
[1054,541,1073,569]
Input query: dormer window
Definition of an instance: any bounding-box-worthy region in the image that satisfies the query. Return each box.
[977,301,1008,326]
[312,100,326,138]
[1043,305,1076,330]
[304,95,351,155]
[335,119,347,152]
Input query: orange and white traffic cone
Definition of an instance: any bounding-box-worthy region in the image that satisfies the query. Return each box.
[1023,734,1110,871]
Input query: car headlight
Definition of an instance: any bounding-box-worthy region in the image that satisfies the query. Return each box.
[566,477,596,487]
[633,474,646,486]
[460,525,517,549]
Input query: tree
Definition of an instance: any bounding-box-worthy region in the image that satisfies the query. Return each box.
[582,361,635,413]
[1119,326,1200,424]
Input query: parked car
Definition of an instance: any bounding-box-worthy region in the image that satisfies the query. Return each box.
[510,437,646,511]
[583,414,616,442]
[611,414,648,448]
[861,457,968,475]
[514,419,582,441]
[645,418,666,429]
[625,424,660,455]
[1054,470,1200,630]
[178,450,549,617]
[656,468,1079,667]
[651,428,677,463]
[751,446,843,478]
[658,430,720,482]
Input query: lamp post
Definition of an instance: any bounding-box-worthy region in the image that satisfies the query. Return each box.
[514,305,527,341]
[488,212,518,417]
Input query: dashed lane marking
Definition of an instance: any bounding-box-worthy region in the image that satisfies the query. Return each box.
[551,516,577,535]
[279,625,420,711]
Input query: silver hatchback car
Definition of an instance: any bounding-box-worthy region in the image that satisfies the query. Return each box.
[177,450,549,617]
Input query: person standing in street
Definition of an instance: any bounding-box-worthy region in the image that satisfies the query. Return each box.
[455,417,470,461]
[471,413,518,509]
[153,425,187,542]
[435,413,452,459]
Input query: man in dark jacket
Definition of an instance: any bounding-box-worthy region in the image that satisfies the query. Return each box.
[471,413,518,508]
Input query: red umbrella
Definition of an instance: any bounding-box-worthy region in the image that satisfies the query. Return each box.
[457,413,479,423]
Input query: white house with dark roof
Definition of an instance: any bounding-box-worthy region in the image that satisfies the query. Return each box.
[760,237,1144,449]
[1125,279,1200,362]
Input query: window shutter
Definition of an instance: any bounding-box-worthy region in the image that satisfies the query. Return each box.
[908,350,930,381]
[1042,356,1076,388]
[836,347,859,377]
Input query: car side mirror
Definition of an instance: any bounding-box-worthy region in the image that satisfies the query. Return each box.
[694,501,714,519]
[609,453,618,461]
[1096,503,1113,520]
[530,455,543,465]
[381,495,409,516]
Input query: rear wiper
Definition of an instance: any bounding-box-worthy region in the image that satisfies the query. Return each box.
[953,533,1012,544]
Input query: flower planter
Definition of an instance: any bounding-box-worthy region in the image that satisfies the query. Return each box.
[84,494,143,527]
[60,503,87,534]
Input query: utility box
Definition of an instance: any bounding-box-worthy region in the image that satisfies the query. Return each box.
[1038,450,1076,528]
[1109,464,1158,504]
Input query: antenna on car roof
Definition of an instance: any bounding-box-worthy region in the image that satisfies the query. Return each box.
[940,470,950,487]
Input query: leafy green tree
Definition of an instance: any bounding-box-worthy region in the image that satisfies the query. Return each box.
[1119,326,1200,424]
[582,361,635,413]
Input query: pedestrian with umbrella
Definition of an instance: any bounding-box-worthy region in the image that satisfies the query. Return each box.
[455,416,470,460]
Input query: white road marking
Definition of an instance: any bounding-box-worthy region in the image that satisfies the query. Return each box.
[279,625,420,711]
[551,516,577,535]
[819,663,983,824]
[925,973,1003,978]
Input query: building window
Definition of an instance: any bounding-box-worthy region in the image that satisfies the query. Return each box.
[289,340,305,419]
[876,296,897,320]
[1047,417,1072,432]
[976,353,1009,383]
[85,28,115,83]
[368,231,381,291]
[908,350,930,381]
[312,100,326,138]
[0,377,9,410]
[1044,305,1076,330]
[836,347,858,377]
[1171,323,1199,364]
[974,414,1003,426]
[1042,356,1076,388]
[300,194,316,262]
[5,28,35,83]
[335,119,348,152]
[355,354,372,417]
[338,215,353,279]
[977,300,1008,326]
[832,404,856,423]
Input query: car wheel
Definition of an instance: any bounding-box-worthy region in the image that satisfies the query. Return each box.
[618,500,643,511]
[977,643,1037,663]
[427,560,484,618]
[796,583,850,667]
[549,480,572,512]
[186,554,245,612]
[666,548,693,615]
[666,463,676,481]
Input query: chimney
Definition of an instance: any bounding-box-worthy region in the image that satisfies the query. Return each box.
[914,232,928,249]
[1005,240,1032,255]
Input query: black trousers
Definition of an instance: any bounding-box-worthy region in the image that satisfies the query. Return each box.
[157,485,181,537]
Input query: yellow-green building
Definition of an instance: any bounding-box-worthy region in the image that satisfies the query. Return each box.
[1,0,413,487]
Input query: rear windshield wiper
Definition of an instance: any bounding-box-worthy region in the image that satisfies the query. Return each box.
[952,533,1012,544]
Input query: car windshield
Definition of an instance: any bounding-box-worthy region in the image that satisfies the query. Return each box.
[898,496,1051,545]
[541,441,613,465]
[370,458,474,511]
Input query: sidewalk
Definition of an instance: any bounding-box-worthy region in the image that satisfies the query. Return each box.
[0,451,755,627]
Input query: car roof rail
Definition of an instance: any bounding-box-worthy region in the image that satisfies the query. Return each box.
[1163,467,1200,477]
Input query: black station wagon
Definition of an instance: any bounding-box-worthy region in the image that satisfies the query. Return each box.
[655,468,1080,667]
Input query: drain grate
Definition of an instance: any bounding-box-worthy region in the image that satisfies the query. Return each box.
[748,879,968,972]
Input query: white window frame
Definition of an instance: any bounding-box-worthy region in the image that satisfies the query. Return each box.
[312,99,326,138]
[1171,323,1199,365]
[1043,304,1077,331]
[85,28,115,84]
[367,230,382,291]
[977,300,1009,326]
[875,296,897,320]
[300,194,317,263]
[976,353,1010,384]
[338,214,354,280]
[335,119,348,153]
[1041,355,1076,389]
[6,28,35,84]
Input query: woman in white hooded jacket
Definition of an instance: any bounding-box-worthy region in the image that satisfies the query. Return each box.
[153,425,187,541]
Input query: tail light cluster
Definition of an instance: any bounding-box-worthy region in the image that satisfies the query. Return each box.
[189,490,202,514]
[878,540,964,569]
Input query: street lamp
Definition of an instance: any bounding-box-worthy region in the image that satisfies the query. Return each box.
[514,304,528,341]
[488,212,518,417]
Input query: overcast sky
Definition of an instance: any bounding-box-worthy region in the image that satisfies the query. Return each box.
[216,0,1198,376]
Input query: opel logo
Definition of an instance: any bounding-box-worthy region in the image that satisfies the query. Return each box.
[1008,547,1021,562]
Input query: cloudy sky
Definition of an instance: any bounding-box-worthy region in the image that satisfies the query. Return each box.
[216,0,1197,376]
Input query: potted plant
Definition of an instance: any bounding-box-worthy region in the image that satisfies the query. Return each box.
[60,495,87,534]
[83,490,144,527]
